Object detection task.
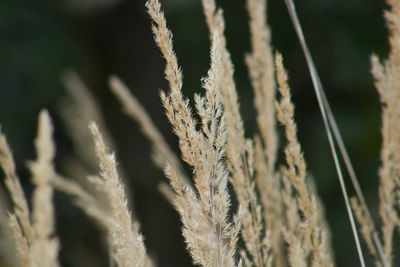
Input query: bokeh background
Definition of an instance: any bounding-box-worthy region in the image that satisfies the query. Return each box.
[0,0,390,266]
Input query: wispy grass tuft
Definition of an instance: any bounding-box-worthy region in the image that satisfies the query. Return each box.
[1,0,399,267]
[89,122,152,267]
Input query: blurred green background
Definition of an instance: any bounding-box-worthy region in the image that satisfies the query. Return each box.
[0,0,390,266]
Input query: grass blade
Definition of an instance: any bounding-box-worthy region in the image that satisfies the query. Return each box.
[282,0,370,266]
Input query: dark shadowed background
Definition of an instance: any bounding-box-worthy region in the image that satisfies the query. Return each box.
[0,0,390,266]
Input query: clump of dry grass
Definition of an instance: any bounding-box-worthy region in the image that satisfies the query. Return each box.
[89,123,152,267]
[1,0,400,266]
[275,53,333,267]
[0,134,32,267]
[200,1,273,265]
[351,0,400,266]
[28,111,60,267]
[144,0,335,266]
[147,0,241,265]
[245,2,283,262]
[0,134,34,245]
[1,111,60,267]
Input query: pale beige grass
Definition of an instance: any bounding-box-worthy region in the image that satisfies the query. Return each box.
[369,1,400,265]
[28,110,59,267]
[201,1,269,265]
[147,0,241,265]
[89,123,152,267]
[275,53,333,267]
